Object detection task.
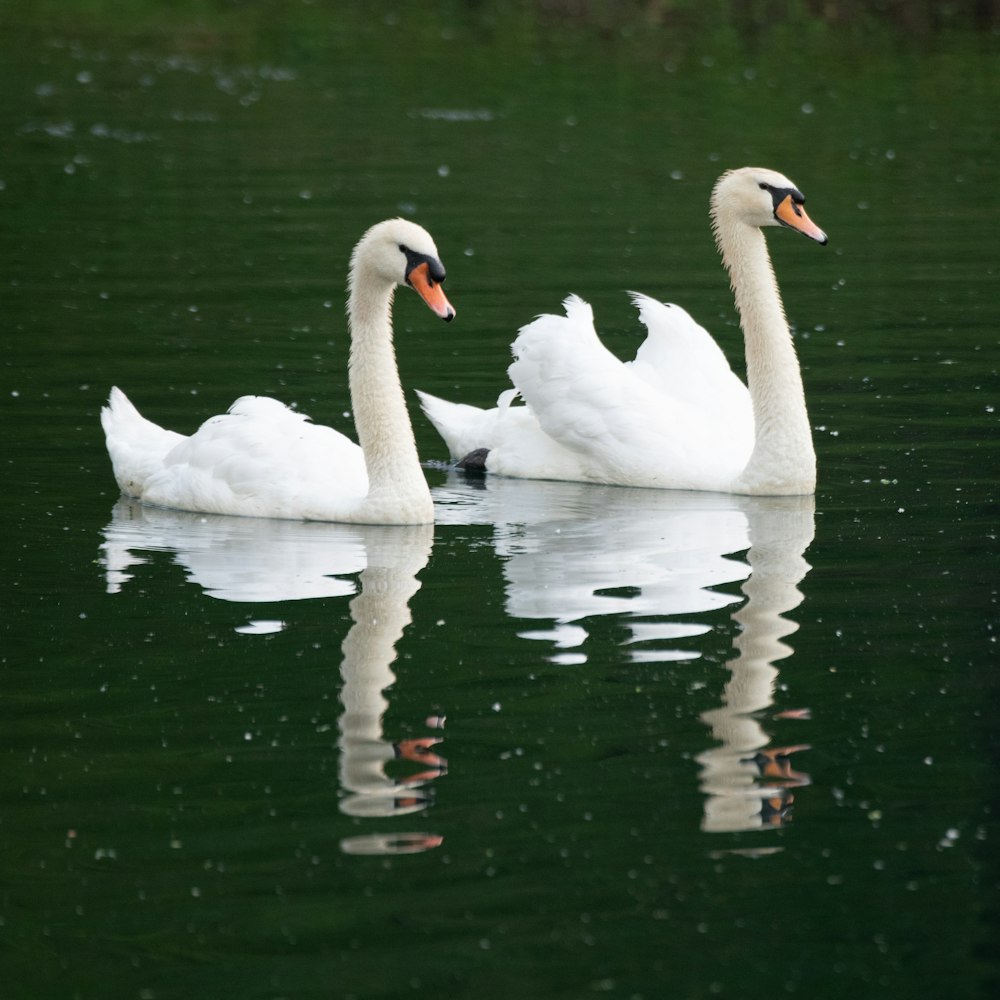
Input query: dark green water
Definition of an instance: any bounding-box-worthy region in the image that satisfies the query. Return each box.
[2,4,998,999]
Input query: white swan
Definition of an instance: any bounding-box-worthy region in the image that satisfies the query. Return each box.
[418,167,827,496]
[102,218,455,524]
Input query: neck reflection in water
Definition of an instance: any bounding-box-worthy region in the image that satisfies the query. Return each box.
[696,499,814,835]
[336,524,446,855]
[100,500,444,856]
[435,475,815,836]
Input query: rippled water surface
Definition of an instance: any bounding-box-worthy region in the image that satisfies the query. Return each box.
[3,5,998,999]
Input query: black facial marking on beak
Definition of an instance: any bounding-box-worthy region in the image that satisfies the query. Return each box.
[401,244,447,286]
[761,182,806,218]
[769,185,828,244]
[400,243,456,320]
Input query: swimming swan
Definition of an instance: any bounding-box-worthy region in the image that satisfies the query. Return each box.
[418,167,826,496]
[102,218,455,523]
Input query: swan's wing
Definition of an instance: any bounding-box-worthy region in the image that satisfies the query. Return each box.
[626,293,754,451]
[420,294,755,491]
[504,294,754,489]
[506,295,648,465]
[113,394,368,518]
[417,297,612,464]
[627,294,749,407]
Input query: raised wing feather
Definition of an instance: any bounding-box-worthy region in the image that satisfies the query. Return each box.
[420,293,756,491]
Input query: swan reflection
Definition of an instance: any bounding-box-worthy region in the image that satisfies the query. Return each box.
[336,524,447,855]
[100,499,444,854]
[696,500,814,834]
[435,475,750,662]
[100,498,365,605]
[433,474,814,834]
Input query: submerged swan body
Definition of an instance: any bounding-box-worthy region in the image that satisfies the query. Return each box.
[418,167,827,496]
[102,218,455,524]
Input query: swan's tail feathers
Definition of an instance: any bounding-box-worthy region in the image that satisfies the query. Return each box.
[101,387,180,451]
[101,387,185,498]
[101,386,140,431]
[416,389,500,461]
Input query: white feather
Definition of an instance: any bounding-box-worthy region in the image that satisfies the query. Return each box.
[419,167,826,496]
[102,218,455,523]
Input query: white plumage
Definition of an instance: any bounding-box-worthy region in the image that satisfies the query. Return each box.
[102,218,455,523]
[419,167,827,496]
[102,391,370,519]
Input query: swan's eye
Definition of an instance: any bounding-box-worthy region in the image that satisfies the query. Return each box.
[759,182,770,191]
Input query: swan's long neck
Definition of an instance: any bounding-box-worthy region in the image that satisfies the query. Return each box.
[715,214,816,495]
[347,270,433,523]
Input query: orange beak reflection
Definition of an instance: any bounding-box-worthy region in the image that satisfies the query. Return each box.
[775,194,828,245]
[408,261,456,321]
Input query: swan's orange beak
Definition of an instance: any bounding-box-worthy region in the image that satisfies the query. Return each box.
[775,194,828,245]
[408,262,456,321]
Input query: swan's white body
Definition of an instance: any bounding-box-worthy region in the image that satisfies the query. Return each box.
[419,167,827,496]
[102,219,455,524]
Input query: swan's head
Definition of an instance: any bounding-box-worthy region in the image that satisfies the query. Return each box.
[712,167,827,245]
[351,218,456,321]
